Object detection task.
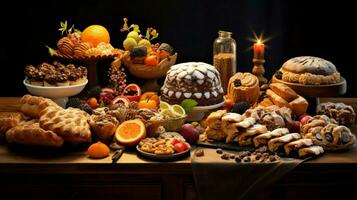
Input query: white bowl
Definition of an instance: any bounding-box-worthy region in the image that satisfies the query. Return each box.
[23,79,88,107]
[186,101,225,121]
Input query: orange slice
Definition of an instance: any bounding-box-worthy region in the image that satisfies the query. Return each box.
[115,119,146,146]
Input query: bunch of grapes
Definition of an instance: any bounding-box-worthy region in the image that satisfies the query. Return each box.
[108,65,127,94]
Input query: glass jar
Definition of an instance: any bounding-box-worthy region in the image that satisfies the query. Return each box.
[213,31,237,93]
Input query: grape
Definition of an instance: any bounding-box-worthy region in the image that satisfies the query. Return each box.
[123,37,137,51]
[127,31,141,42]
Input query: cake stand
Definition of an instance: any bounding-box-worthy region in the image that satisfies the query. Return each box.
[186,101,225,121]
[23,79,88,107]
[272,75,347,113]
[124,53,178,92]
[54,51,121,89]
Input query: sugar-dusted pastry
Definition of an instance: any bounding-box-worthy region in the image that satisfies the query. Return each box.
[20,94,61,118]
[268,133,301,152]
[279,56,340,85]
[161,62,224,106]
[269,83,298,102]
[289,95,309,116]
[205,126,227,141]
[317,102,356,126]
[6,119,63,147]
[253,128,289,148]
[284,138,313,156]
[237,124,268,146]
[227,72,260,105]
[89,114,119,141]
[39,106,91,144]
[221,113,243,123]
[233,117,256,129]
[298,146,324,158]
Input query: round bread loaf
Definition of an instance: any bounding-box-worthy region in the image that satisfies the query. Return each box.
[280,56,340,85]
[282,56,337,75]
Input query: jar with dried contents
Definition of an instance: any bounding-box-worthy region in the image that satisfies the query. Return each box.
[213,31,237,93]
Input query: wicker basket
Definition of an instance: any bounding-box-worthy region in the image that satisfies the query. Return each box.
[124,53,178,79]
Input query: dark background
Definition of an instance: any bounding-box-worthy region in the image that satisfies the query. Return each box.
[0,0,355,96]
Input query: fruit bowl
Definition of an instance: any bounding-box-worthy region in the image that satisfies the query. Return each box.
[23,79,88,107]
[123,53,178,92]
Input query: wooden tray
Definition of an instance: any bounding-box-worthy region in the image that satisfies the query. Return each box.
[272,75,347,97]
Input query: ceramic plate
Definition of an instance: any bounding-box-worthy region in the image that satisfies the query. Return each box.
[136,145,190,160]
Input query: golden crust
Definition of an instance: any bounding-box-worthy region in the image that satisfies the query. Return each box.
[281,69,340,85]
[20,95,60,118]
[39,106,91,144]
[6,119,63,147]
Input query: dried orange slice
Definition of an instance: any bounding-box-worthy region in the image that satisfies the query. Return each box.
[115,119,146,146]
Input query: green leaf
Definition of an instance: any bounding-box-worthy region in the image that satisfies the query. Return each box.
[181,99,198,113]
[145,28,151,40]
[46,45,56,56]
[99,101,106,108]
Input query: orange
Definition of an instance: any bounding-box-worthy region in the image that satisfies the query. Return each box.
[144,54,159,66]
[81,25,110,47]
[140,92,159,105]
[115,119,146,146]
[88,97,99,109]
[87,141,110,159]
[138,99,157,109]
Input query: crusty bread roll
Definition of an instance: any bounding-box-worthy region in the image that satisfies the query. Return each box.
[266,89,290,108]
[289,95,309,116]
[269,83,298,102]
[20,95,61,118]
[6,119,63,147]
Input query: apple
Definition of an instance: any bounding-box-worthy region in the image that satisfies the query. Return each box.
[299,114,312,126]
[180,124,199,144]
[288,120,301,133]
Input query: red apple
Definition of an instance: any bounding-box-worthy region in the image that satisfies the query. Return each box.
[288,120,301,133]
[299,114,312,126]
[180,124,199,144]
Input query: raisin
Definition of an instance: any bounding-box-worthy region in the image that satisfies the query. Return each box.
[234,79,242,87]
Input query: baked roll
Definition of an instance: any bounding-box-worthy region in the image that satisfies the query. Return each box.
[205,126,227,141]
[289,95,309,116]
[298,146,324,158]
[266,89,290,108]
[0,112,23,139]
[317,102,356,126]
[233,117,256,128]
[284,138,313,156]
[269,83,298,102]
[39,106,91,144]
[6,120,63,147]
[253,128,289,148]
[268,133,301,152]
[20,94,60,118]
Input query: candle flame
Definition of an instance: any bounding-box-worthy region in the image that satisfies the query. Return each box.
[256,39,262,45]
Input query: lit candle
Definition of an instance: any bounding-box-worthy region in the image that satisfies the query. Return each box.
[253,39,265,59]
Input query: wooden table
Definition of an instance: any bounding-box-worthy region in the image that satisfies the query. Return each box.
[1,97,357,200]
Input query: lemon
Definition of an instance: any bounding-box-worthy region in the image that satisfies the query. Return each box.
[160,109,176,118]
[170,104,186,117]
[160,101,171,110]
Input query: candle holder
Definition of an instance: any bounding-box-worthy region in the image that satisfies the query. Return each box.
[252,58,268,86]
